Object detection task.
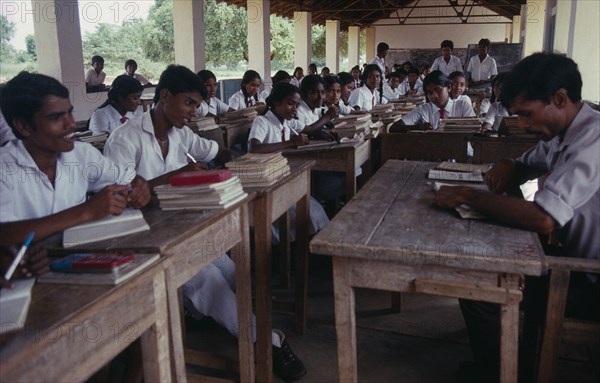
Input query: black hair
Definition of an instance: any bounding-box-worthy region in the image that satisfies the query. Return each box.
[323,75,340,91]
[91,55,104,64]
[154,64,207,104]
[361,64,382,82]
[401,61,413,69]
[240,69,261,101]
[124,59,137,69]
[293,67,303,77]
[490,72,507,103]
[478,38,491,47]
[377,42,390,54]
[308,63,318,72]
[407,68,420,76]
[501,53,582,109]
[197,69,217,82]
[448,71,466,81]
[423,70,451,89]
[98,75,143,110]
[299,74,324,99]
[351,65,361,73]
[338,72,354,86]
[0,71,69,139]
[264,82,300,115]
[388,71,404,80]
[272,70,291,84]
[440,40,454,50]
[321,66,331,74]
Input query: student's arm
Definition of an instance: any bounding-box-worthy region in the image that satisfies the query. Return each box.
[302,105,338,135]
[0,244,49,287]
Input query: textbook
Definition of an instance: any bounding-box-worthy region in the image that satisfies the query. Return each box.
[0,278,35,334]
[436,161,492,174]
[226,153,290,187]
[63,209,150,248]
[154,176,248,210]
[433,182,488,219]
[428,169,484,183]
[170,169,233,186]
[50,253,135,273]
[38,253,160,285]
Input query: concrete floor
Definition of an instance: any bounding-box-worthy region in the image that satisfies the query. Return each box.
[185,255,600,383]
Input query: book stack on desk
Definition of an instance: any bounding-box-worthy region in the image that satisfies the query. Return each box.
[225,152,290,187]
[365,120,384,139]
[332,114,372,138]
[154,169,248,210]
[187,116,219,132]
[439,117,481,133]
[75,130,108,151]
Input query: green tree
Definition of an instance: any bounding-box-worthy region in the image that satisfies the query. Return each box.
[204,0,247,67]
[142,0,175,62]
[0,15,17,62]
[25,34,36,61]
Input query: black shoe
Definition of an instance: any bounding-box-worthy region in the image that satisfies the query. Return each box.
[272,330,307,382]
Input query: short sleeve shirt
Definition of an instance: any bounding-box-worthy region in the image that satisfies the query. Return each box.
[89,104,142,134]
[348,86,388,111]
[401,98,475,129]
[248,110,306,149]
[85,68,106,86]
[430,56,463,76]
[467,55,498,82]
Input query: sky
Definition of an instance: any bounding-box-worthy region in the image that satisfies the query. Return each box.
[2,0,154,50]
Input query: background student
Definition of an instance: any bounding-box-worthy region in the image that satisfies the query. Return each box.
[228,70,264,111]
[259,70,292,101]
[85,55,107,92]
[291,66,304,87]
[307,63,318,75]
[448,71,469,102]
[89,75,144,134]
[430,40,463,76]
[351,65,363,89]
[369,42,389,103]
[196,70,233,118]
[466,38,498,91]
[481,72,509,132]
[124,59,153,87]
[297,74,338,136]
[348,64,388,112]
[383,71,404,100]
[399,68,424,96]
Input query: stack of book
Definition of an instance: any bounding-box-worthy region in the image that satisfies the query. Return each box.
[331,114,372,138]
[365,120,384,139]
[187,116,220,132]
[219,105,265,126]
[75,130,108,151]
[225,152,290,187]
[439,117,482,133]
[154,169,248,210]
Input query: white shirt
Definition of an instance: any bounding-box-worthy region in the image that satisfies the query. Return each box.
[370,55,386,76]
[0,140,132,222]
[0,112,15,146]
[383,83,402,100]
[290,77,302,88]
[399,79,424,96]
[483,101,509,131]
[430,56,463,76]
[248,110,306,150]
[89,104,142,134]
[124,72,150,86]
[401,97,475,129]
[348,86,388,112]
[103,111,218,181]
[228,90,264,111]
[467,55,498,82]
[259,84,272,101]
[296,100,323,126]
[85,68,106,86]
[337,100,353,116]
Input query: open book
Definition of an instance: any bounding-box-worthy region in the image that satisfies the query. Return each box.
[428,169,484,183]
[433,182,488,219]
[63,209,150,248]
[0,278,35,334]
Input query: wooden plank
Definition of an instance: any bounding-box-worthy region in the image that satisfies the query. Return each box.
[469,135,538,164]
[187,373,238,383]
[499,276,520,383]
[184,349,240,373]
[380,132,468,165]
[332,257,358,383]
[414,279,522,304]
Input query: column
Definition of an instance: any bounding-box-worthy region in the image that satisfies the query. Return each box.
[365,27,376,64]
[325,20,340,73]
[247,0,271,85]
[294,11,311,72]
[552,0,573,55]
[347,26,360,71]
[522,0,547,57]
[571,0,600,102]
[172,0,206,72]
[511,16,521,44]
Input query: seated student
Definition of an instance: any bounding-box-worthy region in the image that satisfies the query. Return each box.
[85,55,107,92]
[124,59,153,87]
[435,53,600,383]
[259,70,291,101]
[307,63,318,75]
[196,70,233,119]
[383,71,404,100]
[399,68,424,96]
[400,70,475,130]
[104,65,306,382]
[448,71,470,102]
[466,38,498,91]
[337,72,358,116]
[401,61,414,73]
[348,64,388,111]
[0,71,150,248]
[481,72,509,132]
[320,66,331,77]
[290,66,304,87]
[430,40,463,76]
[420,65,430,81]
[89,75,144,134]
[297,74,338,133]
[324,75,354,117]
[351,65,363,89]
[228,70,265,111]
[392,63,402,72]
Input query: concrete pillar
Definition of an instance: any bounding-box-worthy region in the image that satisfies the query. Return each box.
[325,20,340,73]
[505,23,512,43]
[522,0,547,57]
[365,27,376,64]
[511,16,521,44]
[347,26,361,71]
[31,0,90,121]
[553,0,573,55]
[172,0,205,72]
[247,0,271,85]
[571,0,600,102]
[294,11,311,71]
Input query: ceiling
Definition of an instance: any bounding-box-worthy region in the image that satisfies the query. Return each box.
[217,0,525,29]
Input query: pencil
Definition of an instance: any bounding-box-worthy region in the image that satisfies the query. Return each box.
[4,232,35,281]
[185,152,197,163]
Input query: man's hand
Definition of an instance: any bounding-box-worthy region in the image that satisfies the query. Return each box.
[485,159,516,194]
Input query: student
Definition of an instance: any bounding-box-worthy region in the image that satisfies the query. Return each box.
[400,70,475,129]
[420,66,430,81]
[466,38,498,90]
[85,55,107,92]
[399,68,423,96]
[430,40,463,76]
[297,74,339,133]
[383,71,404,100]
[324,75,352,117]
[103,65,306,382]
[370,42,389,102]
[259,70,291,101]
[0,71,150,246]
[124,59,153,87]
[337,72,359,116]
[290,66,304,87]
[435,53,600,383]
[89,75,144,134]
[351,65,363,89]
[448,71,469,102]
[348,64,388,112]
[308,63,318,75]
[0,244,49,288]
[320,66,331,77]
[228,70,264,111]
[481,73,509,132]
[401,61,413,73]
[196,70,233,118]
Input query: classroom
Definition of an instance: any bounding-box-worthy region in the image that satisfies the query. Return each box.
[1,1,599,383]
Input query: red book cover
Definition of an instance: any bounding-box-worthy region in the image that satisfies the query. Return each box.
[72,253,135,270]
[170,169,232,186]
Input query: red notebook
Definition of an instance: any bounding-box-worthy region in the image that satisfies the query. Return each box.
[51,253,135,273]
[170,169,232,186]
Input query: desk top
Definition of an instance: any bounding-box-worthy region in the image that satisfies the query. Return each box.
[282,139,367,155]
[310,160,544,276]
[243,160,314,194]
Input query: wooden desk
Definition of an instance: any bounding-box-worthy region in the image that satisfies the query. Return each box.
[245,160,313,383]
[139,95,154,112]
[310,160,544,383]
[469,135,539,164]
[0,261,171,382]
[46,203,255,383]
[380,132,468,165]
[282,140,371,202]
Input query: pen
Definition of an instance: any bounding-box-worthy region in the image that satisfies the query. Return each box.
[4,232,35,281]
[288,126,300,136]
[185,152,197,163]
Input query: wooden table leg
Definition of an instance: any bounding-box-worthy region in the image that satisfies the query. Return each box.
[499,274,521,383]
[345,154,356,202]
[294,190,310,334]
[165,270,188,382]
[278,212,291,289]
[332,257,358,383]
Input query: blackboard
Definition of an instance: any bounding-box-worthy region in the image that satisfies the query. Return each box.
[386,48,468,72]
[466,43,523,73]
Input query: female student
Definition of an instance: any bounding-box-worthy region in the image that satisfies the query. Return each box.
[228,70,264,110]
[448,71,469,102]
[347,64,388,111]
[196,70,233,118]
[481,73,509,132]
[290,66,304,87]
[337,72,356,112]
[401,70,475,130]
[399,68,424,96]
[259,70,291,101]
[383,71,404,100]
[323,75,354,116]
[297,74,338,132]
[89,75,144,134]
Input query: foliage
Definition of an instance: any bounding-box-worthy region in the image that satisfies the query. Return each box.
[25,34,36,61]
[204,0,247,67]
[142,0,175,63]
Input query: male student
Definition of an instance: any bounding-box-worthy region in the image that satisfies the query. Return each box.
[103,64,307,382]
[466,38,498,91]
[85,55,107,92]
[430,40,463,76]
[125,59,153,87]
[436,53,600,382]
[382,71,404,100]
[370,42,389,102]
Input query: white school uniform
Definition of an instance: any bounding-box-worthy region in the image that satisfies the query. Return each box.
[484,100,510,131]
[290,77,302,88]
[228,90,264,111]
[383,83,402,100]
[89,104,142,134]
[259,84,272,101]
[337,100,354,116]
[85,68,106,86]
[401,97,475,130]
[467,55,498,82]
[399,79,424,96]
[430,56,463,76]
[0,140,132,223]
[296,100,323,126]
[124,72,151,86]
[347,86,388,112]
